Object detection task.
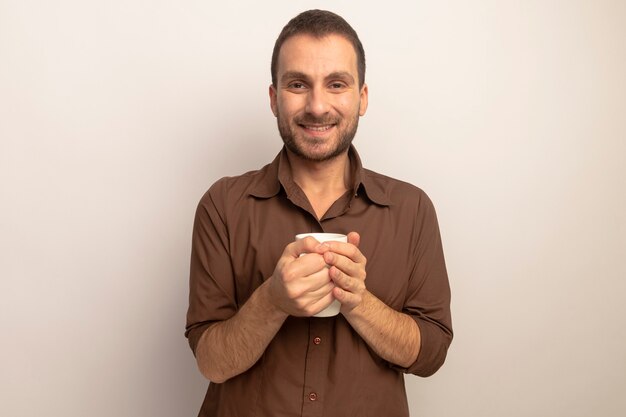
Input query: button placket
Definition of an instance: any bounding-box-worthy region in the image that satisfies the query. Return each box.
[301,319,331,416]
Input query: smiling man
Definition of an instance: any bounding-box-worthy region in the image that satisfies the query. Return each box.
[272,34,366,164]
[186,10,452,417]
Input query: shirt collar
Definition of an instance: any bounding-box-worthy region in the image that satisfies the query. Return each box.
[249,145,392,207]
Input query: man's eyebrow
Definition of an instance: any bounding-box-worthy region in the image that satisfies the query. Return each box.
[326,71,355,83]
[280,71,356,84]
[280,71,310,82]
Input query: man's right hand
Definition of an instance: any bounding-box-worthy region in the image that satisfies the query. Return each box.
[267,237,335,316]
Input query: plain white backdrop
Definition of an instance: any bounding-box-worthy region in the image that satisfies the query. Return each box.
[1,1,625,416]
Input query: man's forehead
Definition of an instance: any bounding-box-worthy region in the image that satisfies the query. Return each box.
[276,33,358,75]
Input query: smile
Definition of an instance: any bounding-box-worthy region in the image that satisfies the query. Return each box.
[301,124,334,132]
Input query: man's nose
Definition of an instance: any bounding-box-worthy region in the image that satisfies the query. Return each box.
[304,87,331,116]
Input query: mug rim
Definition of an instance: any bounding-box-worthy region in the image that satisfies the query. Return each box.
[295,233,347,241]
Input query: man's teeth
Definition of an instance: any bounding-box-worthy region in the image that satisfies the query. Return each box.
[304,125,332,131]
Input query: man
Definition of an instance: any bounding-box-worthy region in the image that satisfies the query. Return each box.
[186,9,452,417]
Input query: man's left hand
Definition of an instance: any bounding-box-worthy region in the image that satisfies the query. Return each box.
[322,231,367,313]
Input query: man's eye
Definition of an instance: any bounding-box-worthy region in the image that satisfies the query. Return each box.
[330,82,345,89]
[289,82,306,89]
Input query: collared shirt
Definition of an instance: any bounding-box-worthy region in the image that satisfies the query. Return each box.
[186,146,452,417]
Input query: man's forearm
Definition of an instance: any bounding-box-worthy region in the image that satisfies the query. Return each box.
[343,290,421,368]
[195,280,288,383]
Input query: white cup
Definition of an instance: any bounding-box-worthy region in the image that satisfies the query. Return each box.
[295,233,347,317]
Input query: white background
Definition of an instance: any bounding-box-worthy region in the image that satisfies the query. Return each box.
[1,1,625,416]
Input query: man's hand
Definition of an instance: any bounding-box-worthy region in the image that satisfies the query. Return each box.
[322,232,367,313]
[268,237,336,316]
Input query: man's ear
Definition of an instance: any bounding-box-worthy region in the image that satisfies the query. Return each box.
[269,84,278,117]
[359,83,369,116]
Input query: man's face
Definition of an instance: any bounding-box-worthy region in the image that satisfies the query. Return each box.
[270,34,368,162]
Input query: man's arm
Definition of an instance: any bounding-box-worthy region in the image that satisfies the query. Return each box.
[195,238,335,383]
[322,232,420,367]
[195,280,286,383]
[340,289,421,368]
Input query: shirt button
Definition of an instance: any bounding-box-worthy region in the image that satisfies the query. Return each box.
[309,392,318,401]
[313,337,321,345]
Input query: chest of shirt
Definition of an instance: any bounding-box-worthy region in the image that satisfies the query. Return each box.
[224,193,417,310]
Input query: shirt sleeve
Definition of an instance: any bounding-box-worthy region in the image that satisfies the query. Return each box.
[396,191,453,377]
[185,179,238,355]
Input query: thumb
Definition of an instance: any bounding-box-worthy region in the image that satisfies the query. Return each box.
[347,231,360,247]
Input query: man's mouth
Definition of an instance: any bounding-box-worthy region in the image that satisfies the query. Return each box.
[300,124,334,132]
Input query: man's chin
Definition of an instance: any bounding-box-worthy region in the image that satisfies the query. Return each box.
[284,141,350,162]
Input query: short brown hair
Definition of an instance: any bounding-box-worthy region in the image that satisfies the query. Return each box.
[271,9,366,88]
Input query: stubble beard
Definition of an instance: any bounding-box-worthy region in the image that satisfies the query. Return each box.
[277,111,360,162]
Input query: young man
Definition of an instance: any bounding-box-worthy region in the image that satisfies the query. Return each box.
[186,10,452,417]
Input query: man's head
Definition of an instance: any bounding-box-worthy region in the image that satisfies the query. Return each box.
[270,10,368,162]
[271,9,366,89]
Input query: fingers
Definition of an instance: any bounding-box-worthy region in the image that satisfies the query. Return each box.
[286,253,327,279]
[270,237,342,317]
[285,270,334,302]
[284,270,336,317]
[280,258,333,297]
[308,291,336,315]
[287,236,330,259]
[332,285,362,312]
[304,266,334,293]
[305,276,335,299]
[333,286,352,303]
[320,232,366,313]
[329,265,365,292]
[323,239,366,266]
[347,231,360,247]
[322,249,366,280]
[281,237,329,282]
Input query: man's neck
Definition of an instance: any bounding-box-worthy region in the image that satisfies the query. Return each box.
[286,149,352,219]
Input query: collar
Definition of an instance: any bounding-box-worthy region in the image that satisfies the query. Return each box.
[249,145,392,207]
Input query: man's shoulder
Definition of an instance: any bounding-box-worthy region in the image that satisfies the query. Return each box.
[212,167,268,192]
[199,163,275,208]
